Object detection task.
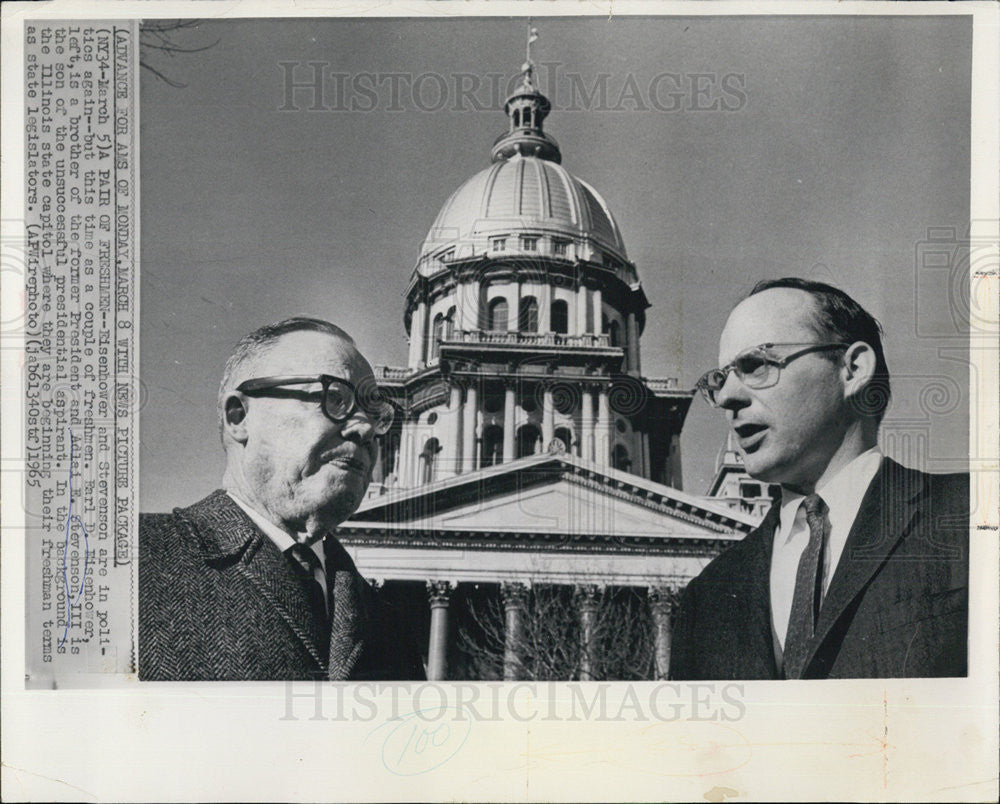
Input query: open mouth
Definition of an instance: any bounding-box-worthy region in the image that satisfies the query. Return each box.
[733,422,768,451]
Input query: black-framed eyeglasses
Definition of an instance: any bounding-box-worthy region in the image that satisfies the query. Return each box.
[236,374,396,435]
[696,342,849,407]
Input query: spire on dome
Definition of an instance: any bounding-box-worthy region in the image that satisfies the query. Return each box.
[490,25,562,164]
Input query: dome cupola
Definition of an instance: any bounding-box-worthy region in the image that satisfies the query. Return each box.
[490,63,562,164]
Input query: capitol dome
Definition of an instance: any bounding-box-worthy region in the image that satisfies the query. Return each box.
[418,158,628,267]
[415,64,630,275]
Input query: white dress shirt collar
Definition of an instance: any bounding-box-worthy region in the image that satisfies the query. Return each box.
[226,491,327,575]
[770,447,883,662]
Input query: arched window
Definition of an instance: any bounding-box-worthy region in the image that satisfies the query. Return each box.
[609,319,622,347]
[430,313,445,360]
[551,299,568,334]
[444,306,456,341]
[519,296,539,332]
[488,297,509,331]
[612,444,631,472]
[420,437,441,484]
[516,424,542,459]
[601,313,609,335]
[553,426,573,454]
[480,424,504,468]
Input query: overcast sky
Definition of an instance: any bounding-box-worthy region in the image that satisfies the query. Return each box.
[140,14,971,511]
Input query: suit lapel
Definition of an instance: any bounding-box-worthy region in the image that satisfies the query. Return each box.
[324,536,369,680]
[184,491,328,670]
[805,458,924,673]
[742,505,782,678]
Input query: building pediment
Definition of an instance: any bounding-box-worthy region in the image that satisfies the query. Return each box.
[344,452,756,549]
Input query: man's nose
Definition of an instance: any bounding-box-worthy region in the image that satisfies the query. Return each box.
[340,408,376,443]
[714,369,750,411]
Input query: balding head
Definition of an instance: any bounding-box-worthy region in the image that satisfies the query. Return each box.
[218,317,355,443]
[218,317,379,537]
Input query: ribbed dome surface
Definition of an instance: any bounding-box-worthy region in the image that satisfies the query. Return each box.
[419,156,628,263]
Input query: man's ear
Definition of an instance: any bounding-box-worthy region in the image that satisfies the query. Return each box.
[841,340,877,403]
[223,393,250,444]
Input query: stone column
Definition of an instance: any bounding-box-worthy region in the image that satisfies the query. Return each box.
[396,423,413,487]
[460,279,480,332]
[592,288,603,338]
[596,385,612,466]
[576,585,602,681]
[539,282,552,333]
[626,312,640,375]
[408,299,428,368]
[372,437,385,484]
[462,381,478,474]
[426,580,456,681]
[541,384,554,449]
[576,285,589,335]
[502,382,516,463]
[501,582,529,681]
[580,386,594,461]
[442,382,462,477]
[648,586,679,680]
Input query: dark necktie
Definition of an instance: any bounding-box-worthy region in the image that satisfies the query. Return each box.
[286,542,328,628]
[783,493,829,679]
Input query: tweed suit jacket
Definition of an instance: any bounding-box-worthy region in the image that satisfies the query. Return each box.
[669,458,969,680]
[139,490,425,681]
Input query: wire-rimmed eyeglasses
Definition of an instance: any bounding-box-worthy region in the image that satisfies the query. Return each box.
[236,374,396,435]
[695,342,849,407]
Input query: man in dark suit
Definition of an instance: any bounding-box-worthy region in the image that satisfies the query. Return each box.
[671,278,968,680]
[139,317,424,681]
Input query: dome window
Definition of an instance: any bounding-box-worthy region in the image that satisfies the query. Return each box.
[520,235,539,251]
[609,319,622,347]
[488,298,509,332]
[551,299,568,334]
[420,437,441,484]
[516,424,542,459]
[491,237,507,252]
[480,424,504,467]
[445,306,456,341]
[519,297,539,332]
[554,426,573,452]
[430,313,445,360]
[552,239,569,257]
[612,444,632,472]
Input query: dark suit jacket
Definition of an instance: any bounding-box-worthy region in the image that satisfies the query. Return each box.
[139,490,425,681]
[670,458,969,680]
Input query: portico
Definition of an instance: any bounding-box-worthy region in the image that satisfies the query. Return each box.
[341,452,756,679]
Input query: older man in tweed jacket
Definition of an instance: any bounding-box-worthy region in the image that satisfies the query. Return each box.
[139,317,424,681]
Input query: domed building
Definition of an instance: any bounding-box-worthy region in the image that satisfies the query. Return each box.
[378,63,689,485]
[339,58,756,681]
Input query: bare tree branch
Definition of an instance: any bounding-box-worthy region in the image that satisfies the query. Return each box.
[457,585,655,681]
[139,19,218,88]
